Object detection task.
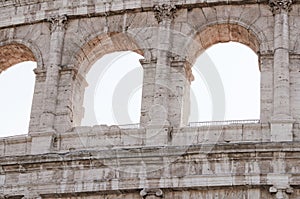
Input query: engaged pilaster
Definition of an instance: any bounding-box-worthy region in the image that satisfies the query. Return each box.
[39,15,67,132]
[169,56,193,127]
[29,68,46,133]
[151,4,176,127]
[140,58,157,126]
[54,65,87,132]
[269,0,294,141]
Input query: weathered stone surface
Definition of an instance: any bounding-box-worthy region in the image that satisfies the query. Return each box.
[1,0,300,198]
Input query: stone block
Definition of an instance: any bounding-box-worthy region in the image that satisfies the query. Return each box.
[223,125,243,143]
[30,132,55,155]
[0,175,5,186]
[271,121,294,142]
[144,126,170,146]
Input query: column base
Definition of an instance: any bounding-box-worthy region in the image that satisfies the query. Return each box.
[144,125,172,146]
[271,115,294,142]
[29,130,57,154]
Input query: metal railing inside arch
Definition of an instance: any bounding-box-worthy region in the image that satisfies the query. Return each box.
[117,120,260,129]
[119,123,140,129]
[188,119,260,127]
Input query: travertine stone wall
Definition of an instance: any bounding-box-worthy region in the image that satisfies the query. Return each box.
[1,0,300,198]
[0,1,282,133]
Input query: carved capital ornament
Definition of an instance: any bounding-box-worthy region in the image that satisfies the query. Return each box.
[154,4,176,23]
[48,15,67,33]
[140,188,163,198]
[269,0,293,14]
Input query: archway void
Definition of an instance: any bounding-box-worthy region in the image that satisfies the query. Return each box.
[81,51,144,126]
[189,42,260,122]
[0,61,36,137]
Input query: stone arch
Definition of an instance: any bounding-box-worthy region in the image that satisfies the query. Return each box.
[0,40,42,136]
[185,22,261,123]
[71,32,144,77]
[183,23,262,66]
[67,32,144,126]
[0,40,44,72]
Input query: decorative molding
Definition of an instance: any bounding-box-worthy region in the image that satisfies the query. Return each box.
[21,197,42,199]
[19,164,26,173]
[21,195,42,199]
[269,0,292,14]
[48,15,67,33]
[140,188,163,198]
[269,186,293,198]
[153,4,176,23]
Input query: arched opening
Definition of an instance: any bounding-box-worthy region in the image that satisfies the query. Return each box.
[189,42,260,123]
[0,62,36,137]
[0,43,37,137]
[81,51,144,126]
[69,32,144,128]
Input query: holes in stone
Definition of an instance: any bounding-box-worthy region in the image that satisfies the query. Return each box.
[52,136,58,148]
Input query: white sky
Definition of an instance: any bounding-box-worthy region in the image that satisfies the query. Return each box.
[191,42,260,122]
[0,42,260,137]
[0,61,36,137]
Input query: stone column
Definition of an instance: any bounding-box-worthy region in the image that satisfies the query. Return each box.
[269,0,294,141]
[141,4,179,145]
[29,16,67,154]
[169,57,193,127]
[39,15,67,132]
[29,68,46,133]
[152,5,192,128]
[54,65,88,132]
[140,58,157,126]
[150,4,176,127]
[260,54,274,123]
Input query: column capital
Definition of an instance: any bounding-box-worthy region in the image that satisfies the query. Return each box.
[48,15,67,33]
[269,0,293,15]
[140,188,163,198]
[269,186,293,198]
[140,58,157,68]
[33,68,46,75]
[153,4,176,23]
[170,56,194,82]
